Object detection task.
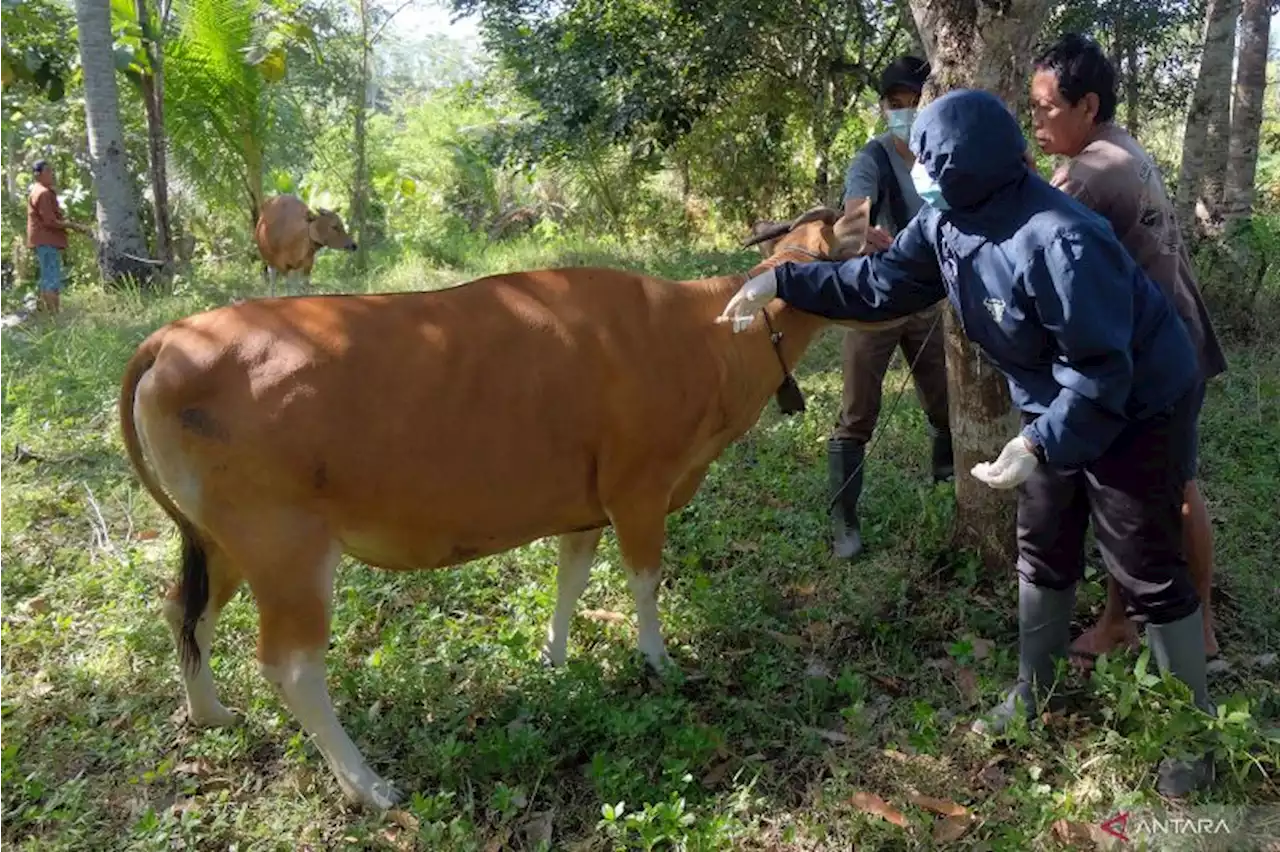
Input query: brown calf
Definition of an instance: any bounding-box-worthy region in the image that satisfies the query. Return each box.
[254,194,357,296]
[119,207,891,810]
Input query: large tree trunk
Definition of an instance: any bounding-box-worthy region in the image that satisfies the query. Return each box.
[74,0,153,284]
[136,0,172,268]
[908,0,1050,572]
[350,0,371,274]
[813,80,835,207]
[1125,40,1140,136]
[1225,0,1271,222]
[1176,0,1241,235]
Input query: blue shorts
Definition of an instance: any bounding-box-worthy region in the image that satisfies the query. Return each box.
[35,245,64,293]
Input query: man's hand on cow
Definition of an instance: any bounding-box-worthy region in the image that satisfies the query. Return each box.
[716,267,778,333]
[864,226,893,252]
[971,434,1039,489]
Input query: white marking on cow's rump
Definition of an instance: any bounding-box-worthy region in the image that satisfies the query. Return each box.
[261,650,401,810]
[133,385,204,522]
[542,528,604,666]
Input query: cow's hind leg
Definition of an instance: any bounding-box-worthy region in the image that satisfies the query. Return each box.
[240,522,400,810]
[162,539,243,727]
[542,528,604,666]
[609,504,675,672]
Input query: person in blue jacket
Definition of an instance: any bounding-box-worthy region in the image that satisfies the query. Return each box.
[718,88,1214,797]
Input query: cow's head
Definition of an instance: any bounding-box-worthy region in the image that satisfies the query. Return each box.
[308,208,358,252]
[742,199,871,262]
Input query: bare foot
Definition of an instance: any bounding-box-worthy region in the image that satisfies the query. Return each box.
[1070,622,1140,671]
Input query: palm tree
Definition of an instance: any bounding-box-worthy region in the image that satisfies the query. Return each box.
[73,0,152,282]
[164,0,270,231]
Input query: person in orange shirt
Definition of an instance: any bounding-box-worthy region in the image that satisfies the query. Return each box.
[26,160,90,314]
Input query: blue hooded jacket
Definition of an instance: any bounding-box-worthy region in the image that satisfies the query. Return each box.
[773,89,1197,468]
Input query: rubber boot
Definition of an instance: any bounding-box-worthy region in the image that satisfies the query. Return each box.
[1147,606,1217,797]
[971,578,1076,735]
[827,438,864,560]
[930,425,955,483]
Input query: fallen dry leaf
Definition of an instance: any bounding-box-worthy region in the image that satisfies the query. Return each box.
[804,659,832,679]
[932,814,971,843]
[869,673,905,695]
[136,529,160,541]
[1052,819,1094,847]
[22,595,50,616]
[702,757,735,788]
[765,629,805,650]
[970,638,994,660]
[788,583,817,598]
[804,621,833,642]
[955,667,980,707]
[730,541,760,553]
[581,609,626,625]
[850,792,908,828]
[381,828,415,852]
[174,759,211,777]
[483,827,512,852]
[805,726,851,744]
[906,792,967,818]
[974,757,1008,790]
[387,809,420,832]
[520,809,554,846]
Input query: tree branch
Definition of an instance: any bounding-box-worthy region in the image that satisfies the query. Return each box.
[368,0,417,46]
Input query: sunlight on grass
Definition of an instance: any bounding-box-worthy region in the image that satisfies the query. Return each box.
[3,237,1278,850]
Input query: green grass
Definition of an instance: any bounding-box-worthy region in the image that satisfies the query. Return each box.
[3,235,1278,851]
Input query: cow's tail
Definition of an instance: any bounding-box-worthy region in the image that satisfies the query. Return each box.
[119,335,210,674]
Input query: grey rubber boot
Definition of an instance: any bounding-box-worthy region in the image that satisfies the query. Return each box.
[971,578,1076,735]
[930,425,955,483]
[1147,606,1217,797]
[827,438,865,560]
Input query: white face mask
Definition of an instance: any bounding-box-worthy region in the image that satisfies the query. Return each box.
[886,108,917,142]
[911,161,949,211]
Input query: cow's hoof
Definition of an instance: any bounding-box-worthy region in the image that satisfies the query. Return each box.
[341,772,402,811]
[188,703,239,728]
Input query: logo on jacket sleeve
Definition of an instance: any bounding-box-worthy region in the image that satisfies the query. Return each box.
[983,297,1007,323]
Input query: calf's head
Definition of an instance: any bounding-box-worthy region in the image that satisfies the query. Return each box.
[742,199,872,262]
[308,208,358,252]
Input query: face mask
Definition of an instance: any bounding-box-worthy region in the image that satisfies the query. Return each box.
[886,108,917,142]
[911,161,949,211]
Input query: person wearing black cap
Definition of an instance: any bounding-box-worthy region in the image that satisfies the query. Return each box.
[824,55,953,561]
[26,160,89,314]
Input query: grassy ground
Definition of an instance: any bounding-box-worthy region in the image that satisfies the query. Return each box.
[3,237,1278,851]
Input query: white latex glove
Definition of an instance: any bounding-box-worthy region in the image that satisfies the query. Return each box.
[971,435,1039,489]
[716,268,778,333]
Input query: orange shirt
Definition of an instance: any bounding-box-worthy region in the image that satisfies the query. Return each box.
[27,184,68,250]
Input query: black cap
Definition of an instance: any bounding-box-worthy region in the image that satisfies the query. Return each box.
[878,56,930,98]
[32,160,48,175]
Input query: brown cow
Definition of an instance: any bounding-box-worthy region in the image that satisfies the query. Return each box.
[254,194,357,296]
[118,207,893,809]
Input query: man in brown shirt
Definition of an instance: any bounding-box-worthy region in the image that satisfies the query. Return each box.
[26,160,88,314]
[1031,34,1227,666]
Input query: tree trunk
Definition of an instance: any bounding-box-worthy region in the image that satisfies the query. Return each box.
[812,79,834,207]
[908,0,1050,572]
[136,0,171,268]
[3,129,18,203]
[1176,0,1241,235]
[1225,0,1271,221]
[74,0,153,283]
[1125,40,1140,136]
[350,0,371,273]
